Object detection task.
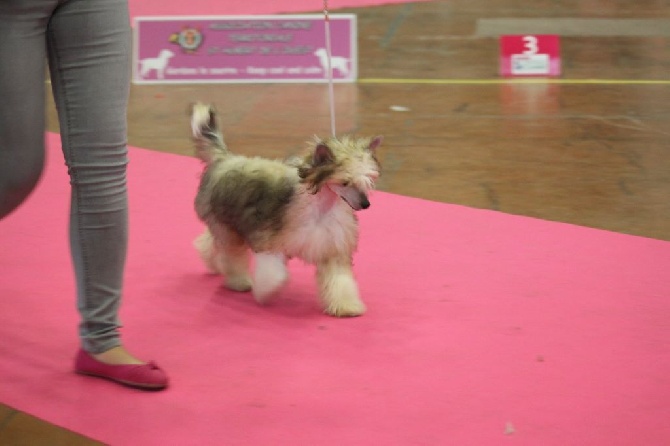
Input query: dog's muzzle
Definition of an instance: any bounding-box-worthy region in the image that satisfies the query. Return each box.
[357,194,370,210]
[329,184,370,211]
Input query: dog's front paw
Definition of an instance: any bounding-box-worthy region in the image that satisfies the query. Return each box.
[324,298,366,317]
[225,275,253,292]
[252,272,287,303]
[317,262,366,317]
[252,253,288,304]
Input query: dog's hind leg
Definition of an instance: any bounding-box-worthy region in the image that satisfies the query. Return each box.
[219,232,253,292]
[316,258,366,317]
[197,226,252,292]
[252,253,288,303]
[194,229,224,274]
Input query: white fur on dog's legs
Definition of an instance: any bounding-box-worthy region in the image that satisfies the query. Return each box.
[223,247,253,292]
[194,229,252,292]
[194,230,224,274]
[253,253,288,303]
[317,259,366,317]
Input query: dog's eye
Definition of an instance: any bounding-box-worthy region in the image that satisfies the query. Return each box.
[341,180,350,186]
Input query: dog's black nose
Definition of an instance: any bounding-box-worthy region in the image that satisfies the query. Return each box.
[360,197,370,209]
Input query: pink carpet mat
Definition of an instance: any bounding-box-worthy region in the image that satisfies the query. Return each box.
[1,133,669,445]
[128,0,427,19]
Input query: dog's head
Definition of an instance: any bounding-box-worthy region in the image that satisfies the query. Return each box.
[159,49,175,59]
[298,135,382,210]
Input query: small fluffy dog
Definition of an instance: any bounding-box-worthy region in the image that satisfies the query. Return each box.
[190,103,382,317]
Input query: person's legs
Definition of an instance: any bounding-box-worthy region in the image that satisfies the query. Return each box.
[0,2,54,218]
[46,0,140,363]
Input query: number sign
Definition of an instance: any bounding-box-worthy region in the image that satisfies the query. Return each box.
[500,35,561,77]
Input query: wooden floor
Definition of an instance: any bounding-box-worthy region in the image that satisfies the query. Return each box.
[3,0,669,443]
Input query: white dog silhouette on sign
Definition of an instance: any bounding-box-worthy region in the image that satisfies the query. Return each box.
[314,48,350,77]
[139,49,175,80]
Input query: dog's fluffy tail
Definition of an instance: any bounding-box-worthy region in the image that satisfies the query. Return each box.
[190,102,228,163]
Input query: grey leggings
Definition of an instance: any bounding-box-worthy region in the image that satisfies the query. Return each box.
[0,0,131,353]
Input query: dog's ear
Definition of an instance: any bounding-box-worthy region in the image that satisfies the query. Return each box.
[368,135,383,153]
[207,108,217,131]
[313,142,334,166]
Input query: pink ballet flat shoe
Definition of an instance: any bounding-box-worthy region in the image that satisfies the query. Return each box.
[74,349,169,390]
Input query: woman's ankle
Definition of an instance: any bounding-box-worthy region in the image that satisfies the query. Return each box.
[91,345,145,365]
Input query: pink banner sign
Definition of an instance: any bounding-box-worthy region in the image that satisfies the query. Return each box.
[133,15,357,84]
[500,35,561,77]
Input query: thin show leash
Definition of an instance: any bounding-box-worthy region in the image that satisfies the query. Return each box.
[323,0,337,137]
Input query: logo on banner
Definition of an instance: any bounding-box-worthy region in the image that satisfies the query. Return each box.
[314,48,350,77]
[138,49,175,80]
[170,26,204,53]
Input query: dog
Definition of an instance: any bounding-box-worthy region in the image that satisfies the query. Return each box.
[139,49,175,80]
[314,48,350,77]
[190,103,382,317]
